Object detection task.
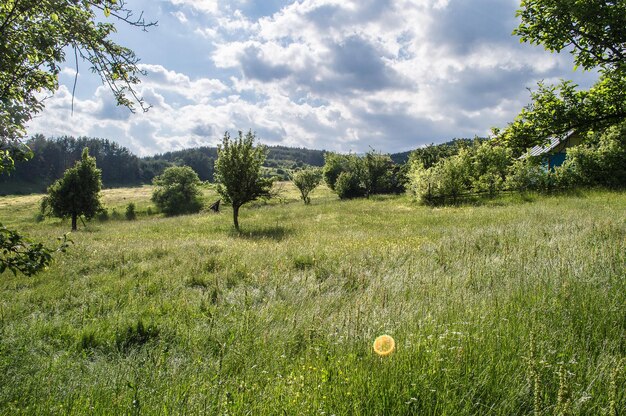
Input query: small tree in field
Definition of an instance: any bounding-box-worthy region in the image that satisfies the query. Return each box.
[151,166,203,216]
[43,148,102,231]
[292,168,322,204]
[215,130,273,231]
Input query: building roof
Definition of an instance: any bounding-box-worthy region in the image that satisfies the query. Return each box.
[525,130,578,158]
[528,136,562,157]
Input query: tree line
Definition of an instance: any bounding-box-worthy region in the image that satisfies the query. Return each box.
[2,133,485,197]
[0,135,329,194]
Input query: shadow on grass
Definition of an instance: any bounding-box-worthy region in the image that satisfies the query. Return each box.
[231,225,293,241]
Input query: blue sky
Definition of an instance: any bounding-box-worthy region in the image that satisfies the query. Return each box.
[27,0,597,156]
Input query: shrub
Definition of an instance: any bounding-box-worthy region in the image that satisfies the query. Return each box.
[323,153,351,191]
[335,171,366,199]
[409,142,512,203]
[364,151,407,195]
[434,151,472,201]
[291,168,323,204]
[151,166,203,216]
[473,172,505,196]
[110,208,122,220]
[125,202,136,221]
[469,143,511,196]
[505,156,549,192]
[554,124,626,188]
[95,208,110,222]
[324,150,404,198]
[408,149,472,204]
[407,162,436,203]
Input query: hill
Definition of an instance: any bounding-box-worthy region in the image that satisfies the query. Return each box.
[0,186,624,414]
[0,137,328,194]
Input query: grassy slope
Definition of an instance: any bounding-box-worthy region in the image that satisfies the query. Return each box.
[0,185,624,415]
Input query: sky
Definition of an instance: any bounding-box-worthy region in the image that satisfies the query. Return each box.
[27,0,597,156]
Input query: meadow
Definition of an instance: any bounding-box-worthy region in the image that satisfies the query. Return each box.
[0,185,624,415]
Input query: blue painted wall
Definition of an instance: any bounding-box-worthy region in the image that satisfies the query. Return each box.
[548,152,567,169]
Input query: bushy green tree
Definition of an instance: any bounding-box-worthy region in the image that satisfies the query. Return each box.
[365,150,408,195]
[1,0,150,275]
[323,151,404,199]
[497,1,626,155]
[514,0,625,72]
[469,143,512,196]
[496,75,626,156]
[408,143,512,204]
[435,151,472,200]
[291,168,322,204]
[43,148,102,231]
[334,170,365,200]
[151,166,203,216]
[0,0,151,276]
[214,130,273,231]
[322,153,351,191]
[364,151,392,196]
[408,138,483,169]
[125,202,137,221]
[554,122,626,188]
[505,156,549,192]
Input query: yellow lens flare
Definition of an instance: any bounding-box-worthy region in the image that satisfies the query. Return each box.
[373,335,395,356]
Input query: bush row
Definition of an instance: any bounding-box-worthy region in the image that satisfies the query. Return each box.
[323,151,407,199]
[408,123,626,204]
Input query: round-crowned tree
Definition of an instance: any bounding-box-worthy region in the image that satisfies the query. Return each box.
[151,166,203,216]
[43,148,103,231]
[291,168,322,204]
[214,130,273,231]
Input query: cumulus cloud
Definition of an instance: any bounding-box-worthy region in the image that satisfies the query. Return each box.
[169,0,219,16]
[27,0,598,156]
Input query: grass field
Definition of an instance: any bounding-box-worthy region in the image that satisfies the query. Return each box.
[0,185,624,415]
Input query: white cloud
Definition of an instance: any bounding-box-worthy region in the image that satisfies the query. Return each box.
[28,0,599,156]
[169,0,219,15]
[138,64,229,104]
[171,11,188,24]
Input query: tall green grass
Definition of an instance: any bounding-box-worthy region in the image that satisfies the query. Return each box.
[0,186,624,414]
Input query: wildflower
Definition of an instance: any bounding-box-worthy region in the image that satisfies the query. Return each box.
[373,335,396,356]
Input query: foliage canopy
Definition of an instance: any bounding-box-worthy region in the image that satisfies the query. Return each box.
[408,142,512,204]
[498,0,626,155]
[0,224,69,276]
[514,0,626,72]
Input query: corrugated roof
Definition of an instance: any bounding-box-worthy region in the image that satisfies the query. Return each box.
[528,136,561,157]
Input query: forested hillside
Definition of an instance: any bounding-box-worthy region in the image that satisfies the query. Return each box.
[0,136,328,194]
[0,135,144,194]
